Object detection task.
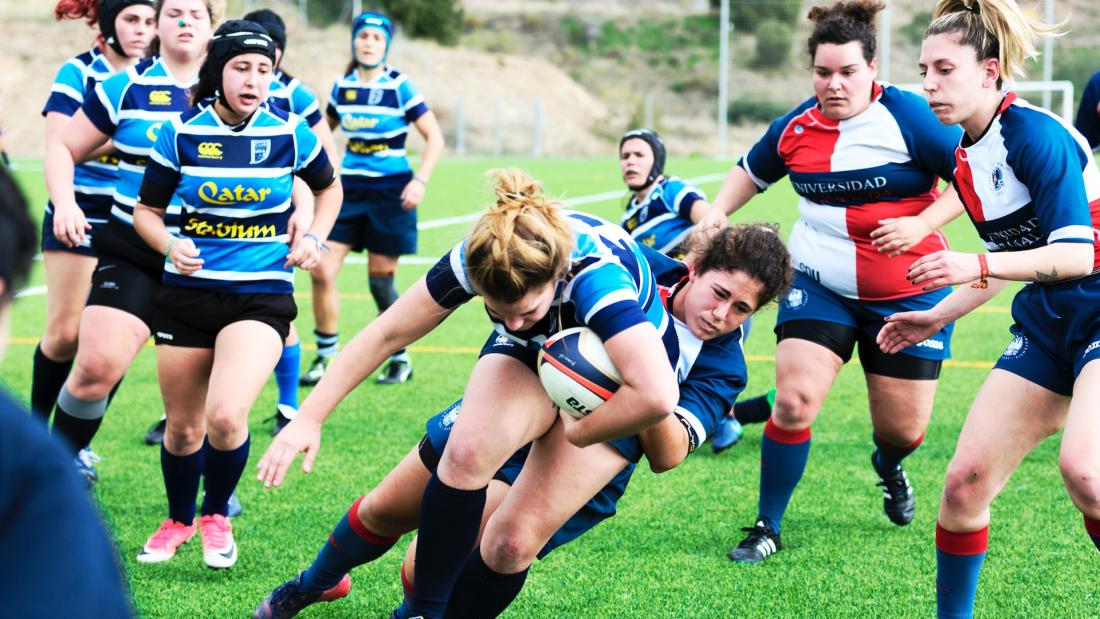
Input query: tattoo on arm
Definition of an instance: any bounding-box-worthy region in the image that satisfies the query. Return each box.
[1033,266,1059,283]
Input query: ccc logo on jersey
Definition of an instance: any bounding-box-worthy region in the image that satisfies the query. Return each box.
[148,90,172,105]
[145,122,163,142]
[197,142,224,160]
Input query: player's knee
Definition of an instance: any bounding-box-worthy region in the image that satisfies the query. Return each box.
[941,460,990,513]
[310,259,339,285]
[438,440,495,488]
[163,418,205,454]
[205,403,247,444]
[1060,458,1100,510]
[68,352,122,399]
[357,491,409,538]
[772,389,818,428]
[483,529,538,573]
[41,321,81,358]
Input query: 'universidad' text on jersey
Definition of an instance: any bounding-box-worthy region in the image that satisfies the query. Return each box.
[741,82,962,301]
[621,177,706,255]
[138,98,335,294]
[425,211,676,360]
[326,67,428,197]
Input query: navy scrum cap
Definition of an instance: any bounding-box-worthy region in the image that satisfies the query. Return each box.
[620,128,667,186]
[242,8,287,51]
[98,0,155,57]
[203,20,277,111]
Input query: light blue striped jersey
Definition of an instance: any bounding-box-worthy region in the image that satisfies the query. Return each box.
[325,67,429,189]
[621,176,706,255]
[426,211,676,360]
[82,56,194,237]
[139,99,334,294]
[43,48,120,215]
[267,70,322,127]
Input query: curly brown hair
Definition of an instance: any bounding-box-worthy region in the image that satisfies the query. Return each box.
[689,223,793,311]
[806,0,885,64]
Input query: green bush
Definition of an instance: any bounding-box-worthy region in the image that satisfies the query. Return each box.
[754,19,793,70]
[900,11,933,46]
[380,0,464,45]
[710,0,801,33]
[727,96,791,125]
[560,15,589,48]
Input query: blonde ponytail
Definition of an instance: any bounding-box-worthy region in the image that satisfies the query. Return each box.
[926,0,1064,85]
[466,169,574,303]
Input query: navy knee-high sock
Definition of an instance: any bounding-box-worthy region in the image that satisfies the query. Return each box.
[411,473,487,618]
[299,496,399,592]
[873,432,924,474]
[200,435,250,517]
[443,550,529,619]
[161,444,204,524]
[370,274,407,358]
[757,419,811,532]
[1084,516,1100,552]
[392,562,415,619]
[935,522,987,619]
[31,345,72,422]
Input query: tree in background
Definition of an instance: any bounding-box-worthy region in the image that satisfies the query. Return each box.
[709,0,801,33]
[306,0,462,45]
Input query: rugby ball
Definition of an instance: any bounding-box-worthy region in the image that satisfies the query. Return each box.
[537,327,622,418]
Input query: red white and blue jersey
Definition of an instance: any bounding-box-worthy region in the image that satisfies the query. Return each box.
[621,177,705,255]
[426,211,675,359]
[1074,71,1100,151]
[266,70,323,127]
[954,94,1100,267]
[42,48,120,220]
[646,245,747,450]
[741,83,962,300]
[138,98,335,294]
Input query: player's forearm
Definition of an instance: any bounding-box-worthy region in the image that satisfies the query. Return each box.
[44,137,79,211]
[930,278,1009,325]
[638,414,689,473]
[711,165,759,217]
[133,204,171,254]
[986,243,1094,283]
[917,185,964,231]
[307,181,342,241]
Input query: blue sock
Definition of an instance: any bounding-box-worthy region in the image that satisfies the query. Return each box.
[274,342,300,409]
[411,473,487,618]
[732,389,774,425]
[392,562,415,619]
[161,444,203,524]
[873,431,924,474]
[300,496,398,592]
[935,522,988,619]
[1085,516,1100,552]
[315,330,339,358]
[443,549,529,619]
[757,419,811,532]
[200,435,250,517]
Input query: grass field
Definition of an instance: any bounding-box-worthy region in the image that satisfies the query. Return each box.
[2,157,1096,618]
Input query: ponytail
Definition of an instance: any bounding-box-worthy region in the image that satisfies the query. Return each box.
[926,0,1064,86]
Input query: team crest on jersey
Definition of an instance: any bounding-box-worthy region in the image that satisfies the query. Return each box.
[149,90,172,105]
[367,89,384,105]
[794,125,804,134]
[345,89,357,102]
[197,142,223,160]
[989,164,1006,195]
[1002,334,1028,359]
[250,139,271,164]
[785,287,807,310]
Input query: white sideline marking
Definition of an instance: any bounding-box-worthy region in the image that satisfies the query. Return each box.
[17,172,729,296]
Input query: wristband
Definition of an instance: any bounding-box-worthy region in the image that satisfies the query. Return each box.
[165,237,176,260]
[412,175,427,186]
[303,232,331,252]
[971,254,989,289]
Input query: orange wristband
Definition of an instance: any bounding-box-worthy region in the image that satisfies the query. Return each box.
[971,254,989,289]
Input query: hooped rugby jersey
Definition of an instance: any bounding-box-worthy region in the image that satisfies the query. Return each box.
[621,177,706,255]
[325,67,428,189]
[954,94,1100,267]
[267,70,323,127]
[426,211,676,360]
[138,99,335,294]
[645,245,747,452]
[42,48,121,221]
[82,56,194,241]
[741,82,962,300]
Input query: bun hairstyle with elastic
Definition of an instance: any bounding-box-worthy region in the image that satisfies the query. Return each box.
[926,0,1063,87]
[466,169,574,304]
[806,0,885,64]
[686,222,793,310]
